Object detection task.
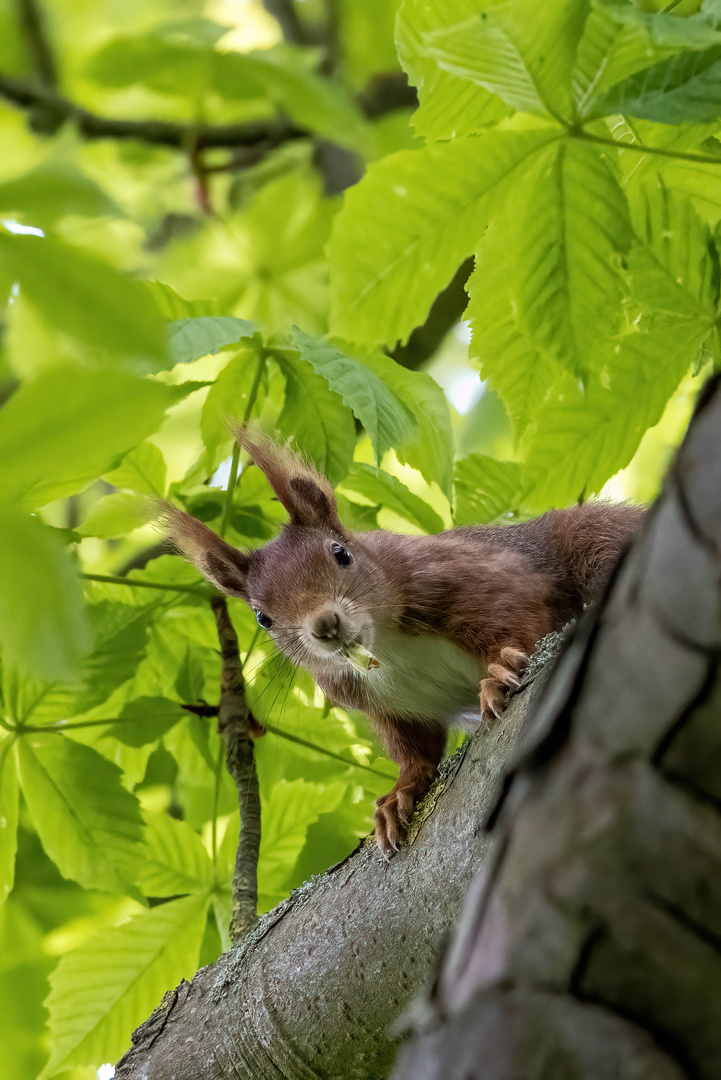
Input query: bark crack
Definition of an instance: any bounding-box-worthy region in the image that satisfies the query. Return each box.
[643,889,721,958]
[652,659,718,768]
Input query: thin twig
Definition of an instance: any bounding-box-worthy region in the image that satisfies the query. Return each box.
[81,572,210,598]
[16,716,134,733]
[182,704,395,778]
[219,349,266,540]
[212,596,261,943]
[261,720,395,778]
[16,0,57,88]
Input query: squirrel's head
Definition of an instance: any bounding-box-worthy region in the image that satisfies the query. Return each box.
[161,432,386,674]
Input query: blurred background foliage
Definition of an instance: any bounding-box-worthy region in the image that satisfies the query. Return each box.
[0,0,719,1075]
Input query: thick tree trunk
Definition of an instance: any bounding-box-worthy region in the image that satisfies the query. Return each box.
[394,375,721,1080]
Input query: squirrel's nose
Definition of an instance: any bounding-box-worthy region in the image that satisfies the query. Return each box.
[310,610,340,640]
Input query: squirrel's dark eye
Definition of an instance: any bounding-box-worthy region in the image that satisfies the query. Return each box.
[332,543,352,567]
[256,610,273,629]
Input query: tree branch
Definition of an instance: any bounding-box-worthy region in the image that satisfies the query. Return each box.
[0,74,307,148]
[390,257,473,371]
[357,72,417,120]
[211,596,261,943]
[81,572,210,598]
[0,69,415,153]
[262,0,307,44]
[114,651,549,1078]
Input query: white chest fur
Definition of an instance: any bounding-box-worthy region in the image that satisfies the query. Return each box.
[361,627,485,730]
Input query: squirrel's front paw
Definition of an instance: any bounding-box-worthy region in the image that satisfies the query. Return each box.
[479,677,507,723]
[374,788,414,858]
[480,647,530,723]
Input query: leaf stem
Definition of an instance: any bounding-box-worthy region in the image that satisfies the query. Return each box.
[240,627,262,674]
[260,720,395,778]
[219,443,241,541]
[82,572,210,598]
[219,348,266,540]
[577,127,721,167]
[14,714,156,734]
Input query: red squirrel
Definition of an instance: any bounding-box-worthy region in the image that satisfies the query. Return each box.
[164,432,643,856]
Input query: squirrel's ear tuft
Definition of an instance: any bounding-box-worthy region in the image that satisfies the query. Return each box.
[157,502,250,598]
[234,427,341,531]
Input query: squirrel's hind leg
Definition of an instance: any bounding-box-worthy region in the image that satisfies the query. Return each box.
[371,718,446,858]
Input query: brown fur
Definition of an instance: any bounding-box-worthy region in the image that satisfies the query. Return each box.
[164,436,644,855]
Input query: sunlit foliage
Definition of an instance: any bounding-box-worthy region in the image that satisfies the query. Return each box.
[0,0,719,1075]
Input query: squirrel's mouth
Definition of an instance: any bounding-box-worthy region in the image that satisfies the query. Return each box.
[339,642,381,672]
[308,634,380,671]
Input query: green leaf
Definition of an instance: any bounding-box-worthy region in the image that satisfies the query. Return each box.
[168,316,258,366]
[520,325,701,509]
[274,349,356,485]
[214,47,372,154]
[599,42,721,125]
[399,0,592,122]
[513,139,631,375]
[88,34,371,152]
[200,347,265,471]
[328,127,558,348]
[358,350,455,496]
[0,735,18,909]
[106,697,186,748]
[0,504,90,682]
[288,328,416,463]
[625,179,718,327]
[77,492,148,539]
[466,225,563,442]
[417,11,549,117]
[0,232,167,369]
[255,779,345,907]
[396,0,511,140]
[341,0,400,88]
[0,948,49,1080]
[74,600,159,715]
[0,162,119,228]
[85,32,212,93]
[10,595,161,728]
[137,813,211,897]
[453,455,525,524]
[17,734,144,898]
[340,463,445,534]
[103,441,167,497]
[0,363,180,508]
[145,281,220,321]
[174,646,206,704]
[41,894,208,1078]
[572,2,721,119]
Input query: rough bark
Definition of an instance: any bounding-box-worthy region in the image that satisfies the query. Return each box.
[114,655,551,1078]
[393,375,721,1080]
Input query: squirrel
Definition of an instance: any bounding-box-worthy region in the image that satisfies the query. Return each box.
[163,431,644,856]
